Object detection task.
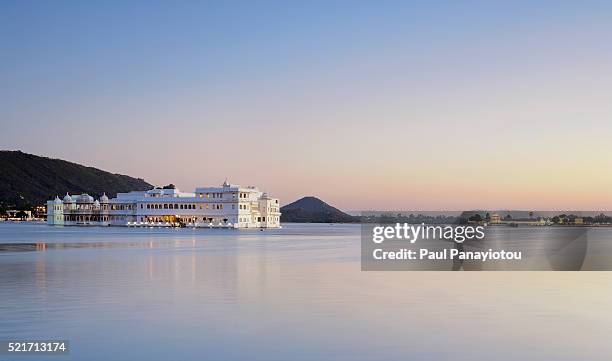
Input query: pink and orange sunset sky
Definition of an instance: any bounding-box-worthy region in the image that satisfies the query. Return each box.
[2,1,612,210]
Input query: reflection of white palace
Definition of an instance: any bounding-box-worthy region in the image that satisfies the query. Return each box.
[47,181,281,228]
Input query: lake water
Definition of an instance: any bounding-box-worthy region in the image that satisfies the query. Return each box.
[1,222,612,360]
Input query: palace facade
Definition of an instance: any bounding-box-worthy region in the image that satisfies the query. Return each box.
[46,181,281,228]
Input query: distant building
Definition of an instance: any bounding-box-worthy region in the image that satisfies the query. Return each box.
[34,205,46,219]
[574,217,584,225]
[47,181,281,228]
[6,210,32,220]
[490,213,501,224]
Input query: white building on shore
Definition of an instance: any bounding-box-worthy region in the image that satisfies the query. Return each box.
[46,181,281,228]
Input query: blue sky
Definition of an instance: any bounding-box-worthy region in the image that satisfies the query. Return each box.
[2,1,612,209]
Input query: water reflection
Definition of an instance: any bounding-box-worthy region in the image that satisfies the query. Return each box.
[0,223,612,361]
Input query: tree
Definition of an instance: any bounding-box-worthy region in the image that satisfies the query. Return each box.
[594,213,612,224]
[469,214,482,223]
[16,210,28,220]
[162,184,176,189]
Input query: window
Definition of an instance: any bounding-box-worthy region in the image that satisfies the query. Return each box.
[164,204,168,209]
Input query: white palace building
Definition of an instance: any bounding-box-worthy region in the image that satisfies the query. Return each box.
[47,181,281,228]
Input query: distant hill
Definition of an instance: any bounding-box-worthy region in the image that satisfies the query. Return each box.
[281,196,358,223]
[0,150,153,208]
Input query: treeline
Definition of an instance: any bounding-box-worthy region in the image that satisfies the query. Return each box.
[360,213,463,224]
[551,213,612,224]
[359,212,612,225]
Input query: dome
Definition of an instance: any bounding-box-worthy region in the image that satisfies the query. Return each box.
[99,193,109,203]
[76,193,94,203]
[63,193,73,203]
[53,196,63,205]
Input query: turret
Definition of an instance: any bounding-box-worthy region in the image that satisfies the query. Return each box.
[47,196,64,225]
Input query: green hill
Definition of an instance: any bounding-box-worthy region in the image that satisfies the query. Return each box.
[281,196,358,223]
[0,150,153,208]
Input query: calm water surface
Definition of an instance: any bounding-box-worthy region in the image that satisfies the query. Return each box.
[1,222,611,360]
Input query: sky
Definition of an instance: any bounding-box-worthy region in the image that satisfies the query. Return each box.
[2,1,612,211]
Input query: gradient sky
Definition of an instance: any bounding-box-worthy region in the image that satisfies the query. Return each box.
[2,1,612,210]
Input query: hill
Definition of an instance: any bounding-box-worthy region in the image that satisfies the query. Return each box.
[281,196,358,223]
[0,150,153,208]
